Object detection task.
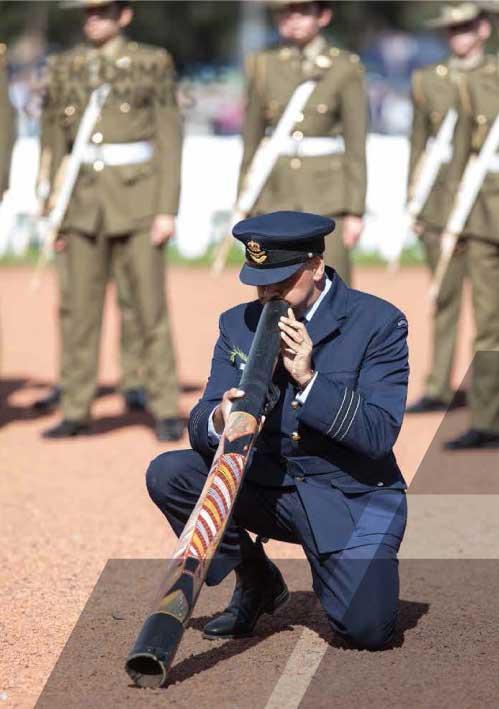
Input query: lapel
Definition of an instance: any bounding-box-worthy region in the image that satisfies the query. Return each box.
[306,269,349,347]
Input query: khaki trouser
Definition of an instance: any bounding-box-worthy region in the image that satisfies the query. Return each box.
[468,238,499,433]
[323,218,352,286]
[56,248,145,393]
[61,228,178,421]
[420,228,468,403]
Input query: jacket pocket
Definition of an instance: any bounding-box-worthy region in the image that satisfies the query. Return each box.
[114,160,156,186]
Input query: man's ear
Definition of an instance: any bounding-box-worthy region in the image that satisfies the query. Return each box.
[118,6,134,29]
[318,8,333,29]
[313,256,325,282]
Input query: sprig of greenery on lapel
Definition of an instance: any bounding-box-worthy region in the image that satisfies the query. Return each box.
[229,346,248,364]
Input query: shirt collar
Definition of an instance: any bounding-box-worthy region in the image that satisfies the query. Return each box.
[304,276,332,322]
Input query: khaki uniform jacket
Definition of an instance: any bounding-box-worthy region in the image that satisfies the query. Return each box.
[408,56,488,232]
[239,35,367,217]
[42,36,182,237]
[447,55,499,243]
[0,44,15,196]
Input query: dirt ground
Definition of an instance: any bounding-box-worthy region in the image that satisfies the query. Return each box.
[0,265,497,708]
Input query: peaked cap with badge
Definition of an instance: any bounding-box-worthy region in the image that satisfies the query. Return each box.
[233,210,334,285]
[425,2,484,28]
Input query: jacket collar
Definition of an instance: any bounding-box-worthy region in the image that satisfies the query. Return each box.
[306,267,349,346]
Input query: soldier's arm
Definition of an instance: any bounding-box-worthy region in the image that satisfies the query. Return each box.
[153,49,182,216]
[0,47,15,196]
[407,70,429,196]
[237,52,267,195]
[38,56,68,208]
[338,57,367,216]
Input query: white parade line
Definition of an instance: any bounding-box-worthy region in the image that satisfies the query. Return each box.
[264,627,329,709]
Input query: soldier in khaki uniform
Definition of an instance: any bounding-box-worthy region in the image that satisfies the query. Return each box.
[238,0,367,285]
[406,2,491,414]
[0,43,14,198]
[41,0,183,441]
[441,6,499,449]
[0,42,15,373]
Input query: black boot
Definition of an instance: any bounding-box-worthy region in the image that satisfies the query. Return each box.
[123,387,147,412]
[32,386,61,413]
[445,428,499,450]
[42,419,90,439]
[203,540,289,640]
[155,417,185,442]
[406,395,450,414]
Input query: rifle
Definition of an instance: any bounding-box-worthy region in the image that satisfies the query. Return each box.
[30,83,111,289]
[125,298,288,688]
[430,112,499,302]
[388,108,458,271]
[211,80,317,275]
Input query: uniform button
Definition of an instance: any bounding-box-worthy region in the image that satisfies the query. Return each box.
[330,47,340,57]
[64,105,76,116]
[290,157,302,170]
[315,54,332,69]
[291,431,301,442]
[477,114,488,125]
[295,475,304,482]
[295,112,304,123]
[292,130,304,141]
[291,400,299,410]
[93,160,105,172]
[92,132,103,144]
[377,482,384,487]
[120,102,131,113]
[436,64,448,77]
[317,103,328,114]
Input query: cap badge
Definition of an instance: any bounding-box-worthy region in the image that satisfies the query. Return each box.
[246,240,268,264]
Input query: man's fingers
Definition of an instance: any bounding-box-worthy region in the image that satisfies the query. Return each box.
[280,331,300,350]
[226,388,245,400]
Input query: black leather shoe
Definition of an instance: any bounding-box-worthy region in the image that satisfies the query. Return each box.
[155,417,185,442]
[445,429,499,450]
[42,419,90,439]
[203,549,289,640]
[406,396,450,414]
[32,386,61,412]
[123,387,147,412]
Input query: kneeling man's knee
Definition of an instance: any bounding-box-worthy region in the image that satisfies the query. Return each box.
[146,451,178,506]
[336,614,395,651]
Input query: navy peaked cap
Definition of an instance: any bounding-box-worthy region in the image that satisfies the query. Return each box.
[233,211,335,286]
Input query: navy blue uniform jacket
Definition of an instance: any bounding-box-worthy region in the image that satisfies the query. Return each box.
[189,270,409,554]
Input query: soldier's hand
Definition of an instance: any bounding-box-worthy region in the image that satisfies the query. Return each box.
[151,214,175,246]
[213,387,245,434]
[278,308,314,389]
[342,215,364,249]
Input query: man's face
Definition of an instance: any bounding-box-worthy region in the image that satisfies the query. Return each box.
[256,257,324,315]
[447,18,491,57]
[275,3,332,46]
[83,3,131,45]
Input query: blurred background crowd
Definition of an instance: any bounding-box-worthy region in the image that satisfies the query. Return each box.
[1,0,484,261]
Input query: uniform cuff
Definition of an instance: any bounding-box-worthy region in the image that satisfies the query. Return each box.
[207,407,222,445]
[295,372,318,405]
[297,372,362,442]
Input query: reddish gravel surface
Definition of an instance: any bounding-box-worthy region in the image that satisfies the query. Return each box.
[1,265,496,708]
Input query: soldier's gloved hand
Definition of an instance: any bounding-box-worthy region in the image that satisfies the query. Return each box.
[278,307,314,389]
[342,214,364,249]
[212,387,245,434]
[151,214,175,246]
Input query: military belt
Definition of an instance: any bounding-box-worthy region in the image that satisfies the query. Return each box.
[279,136,345,158]
[81,140,154,166]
